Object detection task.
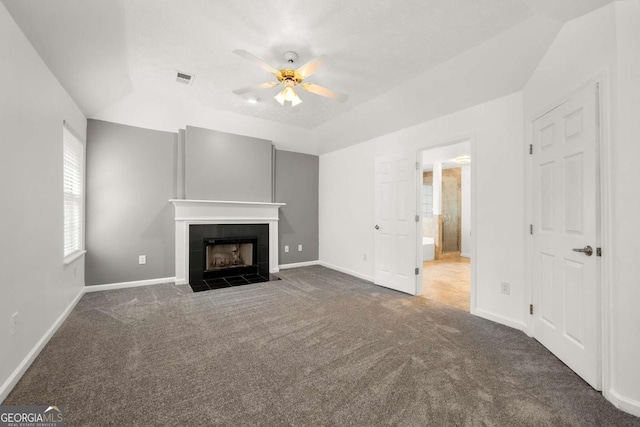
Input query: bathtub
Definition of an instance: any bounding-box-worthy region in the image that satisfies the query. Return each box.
[422,237,435,261]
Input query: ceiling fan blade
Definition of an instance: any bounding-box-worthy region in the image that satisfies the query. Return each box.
[301,83,348,102]
[233,49,279,75]
[232,82,278,95]
[296,55,332,79]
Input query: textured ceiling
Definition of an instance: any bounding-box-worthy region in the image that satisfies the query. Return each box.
[2,0,615,153]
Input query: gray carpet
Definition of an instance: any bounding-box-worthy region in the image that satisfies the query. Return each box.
[4,266,639,426]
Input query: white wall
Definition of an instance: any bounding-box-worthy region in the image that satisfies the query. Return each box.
[610,0,640,414]
[0,3,86,401]
[523,1,640,415]
[319,142,376,281]
[461,165,472,258]
[320,92,526,328]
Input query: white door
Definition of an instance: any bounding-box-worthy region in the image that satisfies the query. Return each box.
[531,82,600,389]
[374,153,418,295]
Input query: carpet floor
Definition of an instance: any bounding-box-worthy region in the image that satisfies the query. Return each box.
[4,266,639,426]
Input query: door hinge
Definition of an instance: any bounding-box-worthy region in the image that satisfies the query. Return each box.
[415,214,420,222]
[529,304,533,315]
[596,247,602,257]
[416,161,420,170]
[529,224,533,235]
[415,267,419,275]
[529,144,533,155]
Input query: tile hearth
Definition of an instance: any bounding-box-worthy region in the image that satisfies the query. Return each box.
[190,273,281,293]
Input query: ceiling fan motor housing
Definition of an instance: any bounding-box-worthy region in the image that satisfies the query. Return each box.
[283,51,298,64]
[277,69,304,85]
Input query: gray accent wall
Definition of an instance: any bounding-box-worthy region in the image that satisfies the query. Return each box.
[275,150,319,264]
[176,128,186,199]
[84,121,318,284]
[85,120,177,285]
[185,126,272,202]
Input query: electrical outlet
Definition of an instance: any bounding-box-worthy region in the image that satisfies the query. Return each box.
[363,253,367,261]
[284,245,289,253]
[10,312,18,336]
[501,282,510,295]
[139,255,146,265]
[298,244,302,252]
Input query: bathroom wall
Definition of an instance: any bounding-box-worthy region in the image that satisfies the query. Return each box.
[461,165,471,258]
[441,168,462,254]
[423,168,466,258]
[422,172,439,240]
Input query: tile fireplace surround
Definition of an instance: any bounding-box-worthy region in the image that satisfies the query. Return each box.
[170,199,285,285]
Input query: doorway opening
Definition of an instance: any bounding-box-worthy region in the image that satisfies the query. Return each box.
[419,139,472,311]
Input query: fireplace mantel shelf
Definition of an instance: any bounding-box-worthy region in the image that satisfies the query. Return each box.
[170,199,285,208]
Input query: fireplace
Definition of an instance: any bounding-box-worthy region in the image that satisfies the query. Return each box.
[188,223,276,291]
[170,199,285,289]
[204,237,257,278]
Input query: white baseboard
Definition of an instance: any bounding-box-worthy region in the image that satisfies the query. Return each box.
[85,276,175,292]
[318,261,374,283]
[474,308,527,332]
[279,260,320,270]
[460,252,471,258]
[0,288,84,403]
[607,388,640,418]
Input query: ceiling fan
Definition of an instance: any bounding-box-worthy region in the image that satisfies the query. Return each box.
[232,49,348,107]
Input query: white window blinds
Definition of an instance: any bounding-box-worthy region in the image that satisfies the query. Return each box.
[63,124,84,258]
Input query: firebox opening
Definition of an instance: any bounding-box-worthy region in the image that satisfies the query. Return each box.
[203,236,259,280]
[206,242,254,271]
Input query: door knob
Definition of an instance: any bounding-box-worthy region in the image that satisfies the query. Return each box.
[572,245,593,256]
[374,225,380,230]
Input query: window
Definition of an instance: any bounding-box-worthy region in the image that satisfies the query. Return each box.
[63,123,84,260]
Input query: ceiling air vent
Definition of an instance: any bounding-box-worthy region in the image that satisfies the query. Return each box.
[176,71,194,85]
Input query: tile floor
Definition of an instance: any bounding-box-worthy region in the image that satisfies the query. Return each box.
[421,255,470,310]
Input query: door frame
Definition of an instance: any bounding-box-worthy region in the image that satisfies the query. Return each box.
[415,135,477,313]
[524,71,613,393]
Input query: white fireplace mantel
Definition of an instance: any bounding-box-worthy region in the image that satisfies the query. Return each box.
[170,199,285,285]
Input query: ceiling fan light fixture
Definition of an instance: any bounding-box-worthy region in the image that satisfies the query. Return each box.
[290,90,303,107]
[233,49,346,106]
[274,91,285,106]
[274,84,302,107]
